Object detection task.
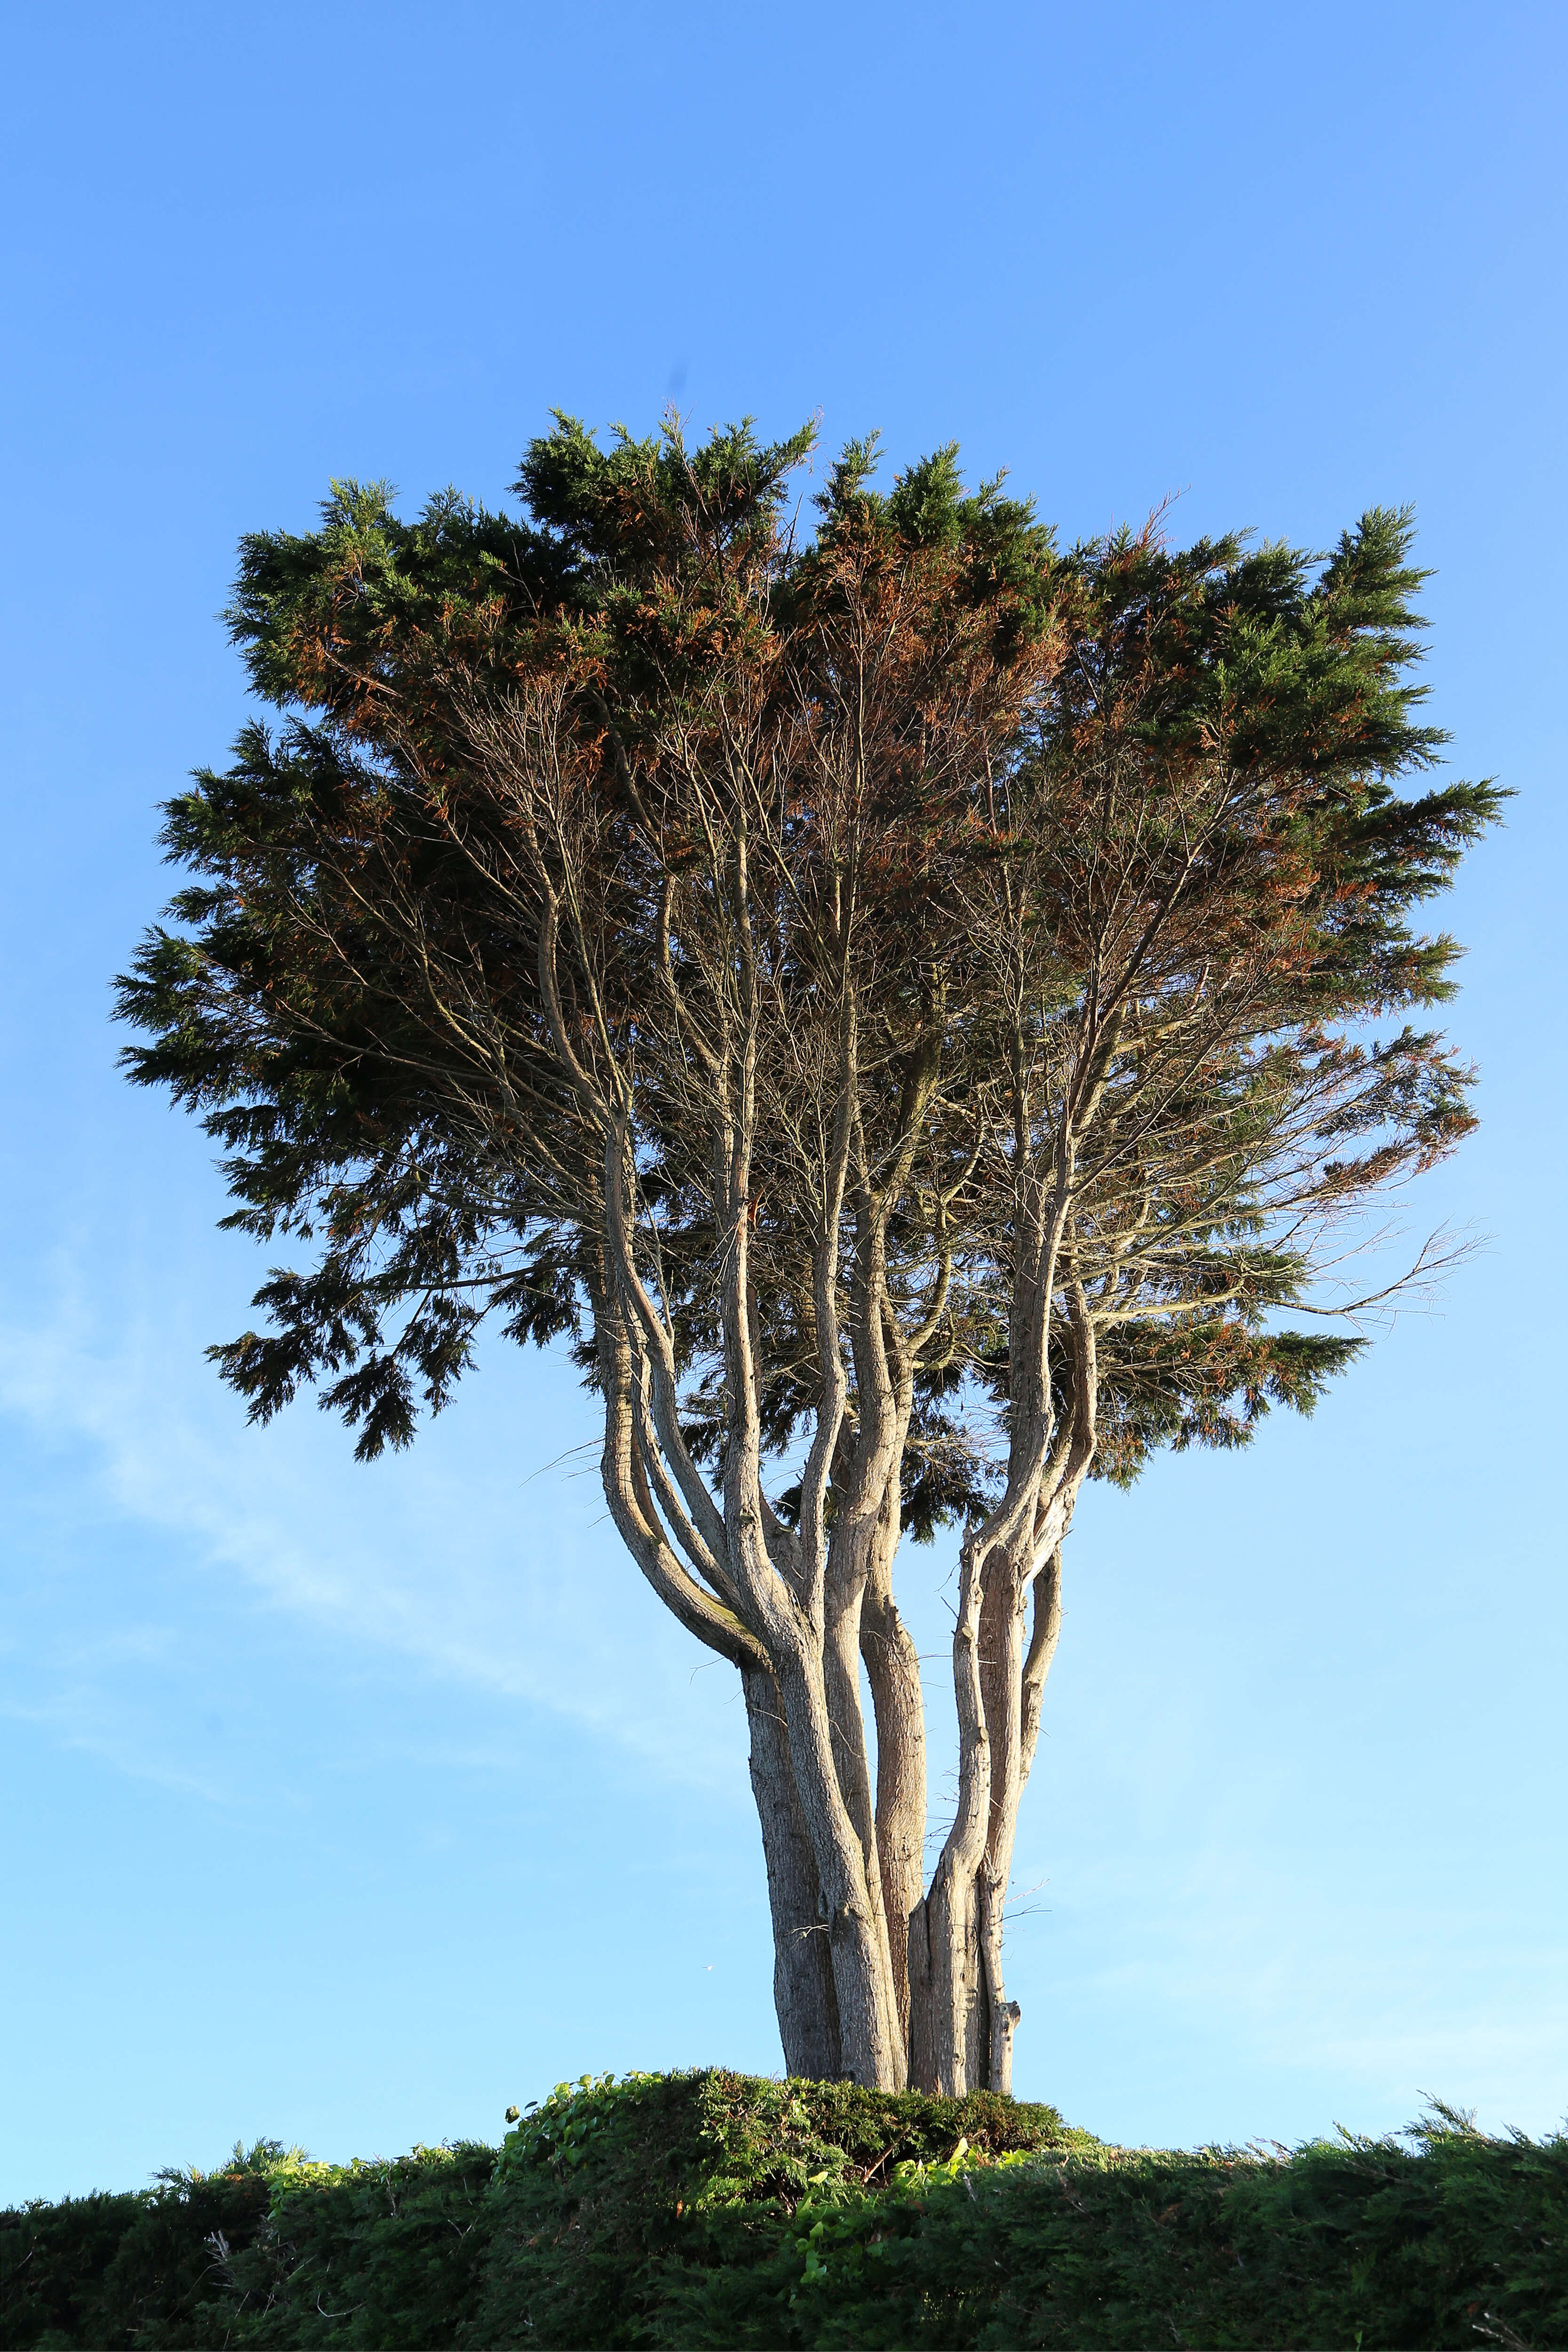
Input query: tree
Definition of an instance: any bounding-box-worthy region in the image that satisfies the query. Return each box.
[117,416,1501,2094]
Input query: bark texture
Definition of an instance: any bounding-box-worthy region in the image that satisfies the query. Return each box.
[742,1665,841,2080]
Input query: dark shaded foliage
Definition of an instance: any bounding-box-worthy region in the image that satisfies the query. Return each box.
[641,2101,1568,2350]
[212,2145,498,2347]
[6,2075,1562,2350]
[0,2165,271,2349]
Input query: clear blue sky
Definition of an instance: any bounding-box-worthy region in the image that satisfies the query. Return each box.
[2,0,1563,2206]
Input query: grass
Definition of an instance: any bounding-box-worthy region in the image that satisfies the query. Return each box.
[3,2072,1563,2347]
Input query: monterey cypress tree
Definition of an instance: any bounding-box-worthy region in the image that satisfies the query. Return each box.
[118,417,1500,2092]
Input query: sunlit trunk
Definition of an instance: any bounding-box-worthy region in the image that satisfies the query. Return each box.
[861,1503,926,2061]
[773,1646,905,2087]
[742,1665,842,2079]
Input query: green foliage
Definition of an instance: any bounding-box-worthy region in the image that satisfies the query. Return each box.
[475,2070,1079,2346]
[0,2150,275,2350]
[6,2078,1563,2350]
[0,2141,495,2351]
[642,2099,1568,2349]
[211,2142,498,2346]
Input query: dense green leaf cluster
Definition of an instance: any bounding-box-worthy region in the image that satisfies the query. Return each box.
[6,2074,1562,2349]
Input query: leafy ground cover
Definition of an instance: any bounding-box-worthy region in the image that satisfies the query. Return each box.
[3,2072,1562,2348]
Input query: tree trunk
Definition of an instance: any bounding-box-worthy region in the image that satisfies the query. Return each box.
[742,1664,841,2079]
[773,1646,906,2088]
[823,1576,902,2064]
[910,1529,994,2092]
[977,1554,1029,2096]
[915,1267,1095,2094]
[1020,1547,1062,1790]
[907,1526,1073,2093]
[914,1855,987,2093]
[860,1500,926,2062]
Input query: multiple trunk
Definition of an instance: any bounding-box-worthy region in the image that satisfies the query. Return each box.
[732,1464,1082,2093]
[584,1103,1100,2094]
[539,721,1115,2091]
[485,495,1141,2096]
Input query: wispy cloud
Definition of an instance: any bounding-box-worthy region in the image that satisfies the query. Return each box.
[0,1263,751,1795]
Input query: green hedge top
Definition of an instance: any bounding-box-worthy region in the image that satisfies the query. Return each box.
[4,2073,1563,2349]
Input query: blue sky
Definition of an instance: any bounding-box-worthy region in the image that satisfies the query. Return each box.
[2,0,1563,2205]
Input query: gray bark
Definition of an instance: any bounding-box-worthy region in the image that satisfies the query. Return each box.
[772,1643,906,2087]
[742,1664,841,2079]
[916,1522,995,2093]
[861,1500,926,2057]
